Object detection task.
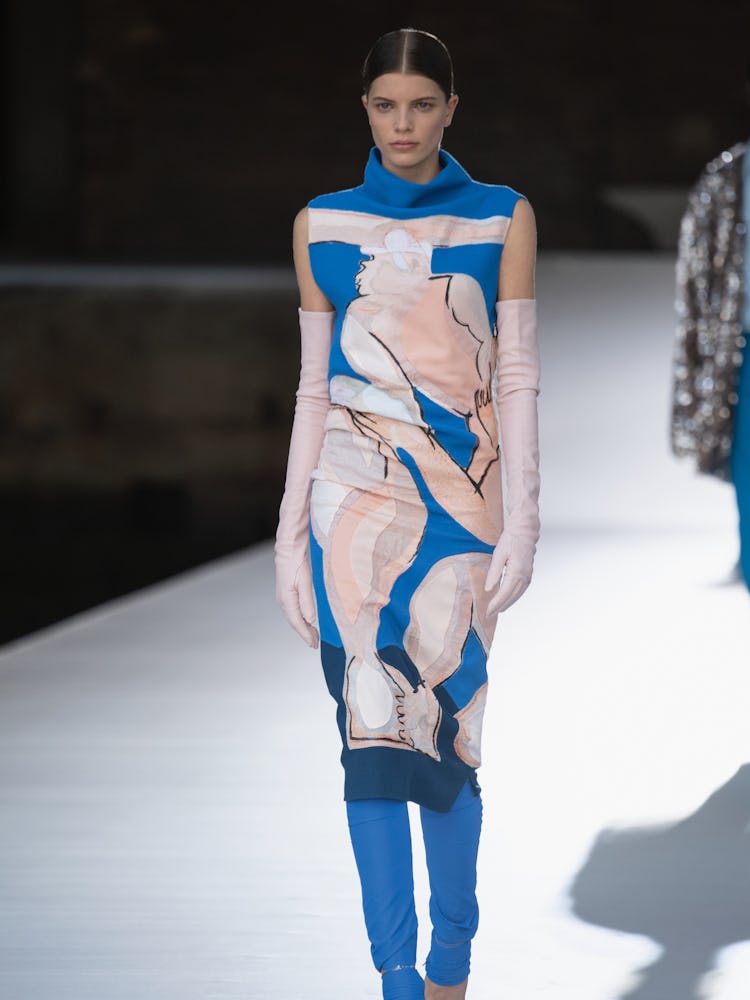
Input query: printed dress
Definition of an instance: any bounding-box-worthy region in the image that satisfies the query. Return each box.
[308,147,525,811]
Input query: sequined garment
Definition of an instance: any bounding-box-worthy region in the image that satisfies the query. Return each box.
[671,141,747,480]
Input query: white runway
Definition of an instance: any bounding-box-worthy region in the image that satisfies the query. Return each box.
[1,253,749,1000]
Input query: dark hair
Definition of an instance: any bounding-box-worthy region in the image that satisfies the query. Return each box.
[361,28,455,100]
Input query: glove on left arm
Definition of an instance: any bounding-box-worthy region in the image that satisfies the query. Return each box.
[485,297,541,615]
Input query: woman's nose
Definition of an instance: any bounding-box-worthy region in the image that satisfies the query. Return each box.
[394,110,413,132]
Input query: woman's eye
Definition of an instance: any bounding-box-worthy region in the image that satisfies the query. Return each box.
[375,102,392,112]
[416,102,434,111]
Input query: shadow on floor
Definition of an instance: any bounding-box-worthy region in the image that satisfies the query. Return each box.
[566,763,750,1000]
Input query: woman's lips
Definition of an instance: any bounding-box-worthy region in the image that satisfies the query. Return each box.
[391,142,417,150]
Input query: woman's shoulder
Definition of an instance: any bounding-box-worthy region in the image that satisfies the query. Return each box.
[508,193,536,224]
[450,152,530,219]
[469,175,530,215]
[504,195,537,245]
[306,180,365,211]
[293,206,309,237]
[292,185,358,238]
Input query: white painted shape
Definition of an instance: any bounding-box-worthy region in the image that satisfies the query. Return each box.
[352,659,394,730]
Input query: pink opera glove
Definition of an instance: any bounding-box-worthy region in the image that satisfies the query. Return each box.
[485,298,541,615]
[274,308,335,648]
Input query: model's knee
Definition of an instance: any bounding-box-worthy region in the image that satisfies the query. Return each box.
[430,902,479,942]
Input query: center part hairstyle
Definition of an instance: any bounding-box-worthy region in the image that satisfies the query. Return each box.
[361,27,455,100]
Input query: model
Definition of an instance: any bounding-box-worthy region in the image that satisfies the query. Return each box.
[670,62,750,589]
[274,27,541,1000]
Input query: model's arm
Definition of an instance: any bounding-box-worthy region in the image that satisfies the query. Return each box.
[485,196,541,615]
[498,196,537,301]
[293,208,334,311]
[274,208,335,648]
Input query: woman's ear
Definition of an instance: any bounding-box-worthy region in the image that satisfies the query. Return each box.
[361,94,369,116]
[444,93,459,126]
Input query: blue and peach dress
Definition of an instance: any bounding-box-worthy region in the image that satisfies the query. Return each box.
[307,146,526,811]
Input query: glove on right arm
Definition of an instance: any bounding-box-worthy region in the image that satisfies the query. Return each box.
[274,308,334,647]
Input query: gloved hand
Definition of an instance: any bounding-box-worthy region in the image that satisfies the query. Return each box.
[485,298,541,615]
[274,308,335,647]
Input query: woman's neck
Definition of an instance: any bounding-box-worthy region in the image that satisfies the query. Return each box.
[379,149,443,185]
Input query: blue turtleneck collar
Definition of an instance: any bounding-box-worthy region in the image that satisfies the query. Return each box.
[362,146,473,210]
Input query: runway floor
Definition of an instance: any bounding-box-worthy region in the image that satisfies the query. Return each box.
[1,253,749,1000]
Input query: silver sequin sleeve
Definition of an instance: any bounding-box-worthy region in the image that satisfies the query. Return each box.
[670,141,746,480]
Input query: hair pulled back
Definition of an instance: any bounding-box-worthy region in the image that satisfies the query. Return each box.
[361,28,455,101]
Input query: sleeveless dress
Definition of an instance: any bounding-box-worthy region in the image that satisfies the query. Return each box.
[307,147,525,811]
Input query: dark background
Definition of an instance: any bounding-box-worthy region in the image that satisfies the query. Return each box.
[2,0,750,644]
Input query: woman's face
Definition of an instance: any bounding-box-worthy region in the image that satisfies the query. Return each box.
[362,72,458,177]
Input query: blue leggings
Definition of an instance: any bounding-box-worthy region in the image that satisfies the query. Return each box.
[346,781,482,1000]
[732,334,750,590]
